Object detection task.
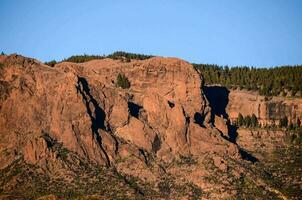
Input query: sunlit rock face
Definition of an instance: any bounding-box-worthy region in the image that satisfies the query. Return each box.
[0,54,239,170]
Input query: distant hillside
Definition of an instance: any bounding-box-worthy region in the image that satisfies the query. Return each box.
[194,64,302,97]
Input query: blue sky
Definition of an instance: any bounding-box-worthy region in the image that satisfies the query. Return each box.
[0,0,302,67]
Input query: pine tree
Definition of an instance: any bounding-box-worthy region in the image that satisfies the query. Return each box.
[116,73,130,89]
[279,117,288,128]
[251,114,258,127]
[237,113,244,126]
[244,115,252,127]
[45,60,57,67]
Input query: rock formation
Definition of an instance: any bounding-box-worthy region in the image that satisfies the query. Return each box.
[226,89,302,126]
[0,54,240,171]
[4,54,282,200]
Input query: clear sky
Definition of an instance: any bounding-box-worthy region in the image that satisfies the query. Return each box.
[1,0,302,67]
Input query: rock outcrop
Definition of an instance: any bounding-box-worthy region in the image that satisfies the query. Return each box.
[0,54,239,172]
[227,89,302,126]
[2,54,299,200]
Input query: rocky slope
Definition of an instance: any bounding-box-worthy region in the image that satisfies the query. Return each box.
[0,54,300,199]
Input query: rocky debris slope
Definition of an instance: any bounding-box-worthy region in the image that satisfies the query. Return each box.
[0,54,269,199]
[235,128,302,199]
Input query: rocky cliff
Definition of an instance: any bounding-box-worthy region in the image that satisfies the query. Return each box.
[1,54,297,200]
[0,54,247,199]
[227,90,302,125]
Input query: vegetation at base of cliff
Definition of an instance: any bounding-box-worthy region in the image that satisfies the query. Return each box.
[234,113,301,132]
[0,161,137,200]
[116,73,131,89]
[0,157,203,200]
[235,113,259,128]
[194,64,302,97]
[257,145,302,199]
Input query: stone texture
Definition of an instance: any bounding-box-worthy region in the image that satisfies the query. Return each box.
[0,54,240,170]
[214,115,229,137]
[227,89,302,126]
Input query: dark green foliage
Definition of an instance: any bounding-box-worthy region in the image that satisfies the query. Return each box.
[236,114,259,128]
[237,113,244,126]
[1,51,5,55]
[194,64,302,96]
[44,60,57,67]
[116,73,130,89]
[279,117,288,128]
[244,115,252,127]
[251,114,258,127]
[260,145,302,199]
[107,51,153,60]
[62,54,105,63]
[177,155,198,166]
[61,51,153,63]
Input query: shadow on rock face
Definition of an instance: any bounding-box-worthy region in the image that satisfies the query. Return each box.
[77,77,106,131]
[77,76,111,166]
[203,86,240,143]
[194,112,205,128]
[203,86,230,119]
[128,102,142,118]
[228,124,238,143]
[239,148,258,163]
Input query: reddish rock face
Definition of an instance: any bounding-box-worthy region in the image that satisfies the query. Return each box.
[0,54,239,170]
[227,90,302,126]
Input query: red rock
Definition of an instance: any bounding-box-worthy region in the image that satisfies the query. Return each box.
[0,54,240,169]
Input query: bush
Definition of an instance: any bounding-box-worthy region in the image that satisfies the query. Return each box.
[236,113,259,128]
[237,113,244,126]
[116,73,130,89]
[280,117,288,128]
[45,60,57,67]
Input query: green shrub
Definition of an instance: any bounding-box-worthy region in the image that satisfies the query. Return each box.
[116,73,130,89]
[280,117,288,128]
[45,60,57,67]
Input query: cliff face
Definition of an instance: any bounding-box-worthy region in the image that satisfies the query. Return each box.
[1,55,300,199]
[0,55,238,171]
[226,90,302,125]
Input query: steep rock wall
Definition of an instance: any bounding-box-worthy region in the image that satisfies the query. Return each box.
[0,55,239,170]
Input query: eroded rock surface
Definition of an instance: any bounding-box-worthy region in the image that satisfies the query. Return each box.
[0,54,251,199]
[227,89,302,126]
